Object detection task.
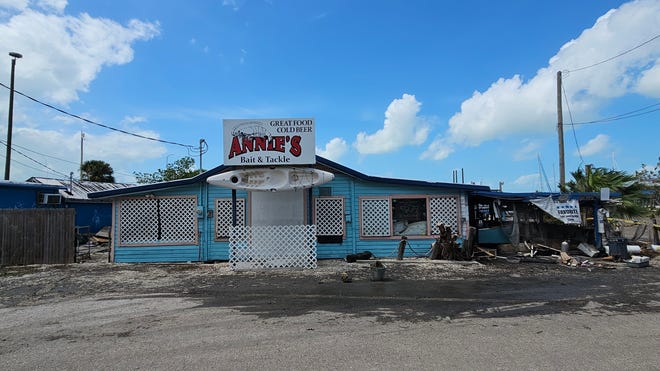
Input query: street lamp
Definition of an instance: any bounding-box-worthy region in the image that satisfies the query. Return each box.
[4,52,22,180]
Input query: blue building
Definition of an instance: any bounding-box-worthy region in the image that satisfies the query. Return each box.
[27,177,134,234]
[0,180,65,209]
[89,156,489,264]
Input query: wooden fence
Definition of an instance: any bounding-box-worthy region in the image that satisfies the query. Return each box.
[0,208,75,266]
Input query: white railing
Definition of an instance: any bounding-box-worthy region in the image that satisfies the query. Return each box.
[229,225,317,270]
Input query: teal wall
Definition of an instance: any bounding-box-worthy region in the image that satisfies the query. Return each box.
[110,173,469,263]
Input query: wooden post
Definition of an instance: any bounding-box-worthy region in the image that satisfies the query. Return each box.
[397,236,407,260]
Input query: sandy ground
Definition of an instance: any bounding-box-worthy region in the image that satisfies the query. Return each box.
[1,253,659,370]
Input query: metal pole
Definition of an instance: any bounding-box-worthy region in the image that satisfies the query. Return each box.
[557,71,565,189]
[80,131,84,180]
[4,52,22,180]
[199,138,205,174]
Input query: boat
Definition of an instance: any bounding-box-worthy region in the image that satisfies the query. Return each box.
[207,167,334,191]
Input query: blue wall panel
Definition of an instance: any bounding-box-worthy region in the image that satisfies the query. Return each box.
[114,246,202,263]
[0,185,61,208]
[69,203,112,233]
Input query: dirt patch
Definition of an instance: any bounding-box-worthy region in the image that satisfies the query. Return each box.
[2,253,659,323]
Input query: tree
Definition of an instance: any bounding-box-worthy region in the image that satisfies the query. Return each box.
[635,156,660,212]
[81,160,115,183]
[560,165,647,218]
[134,156,201,184]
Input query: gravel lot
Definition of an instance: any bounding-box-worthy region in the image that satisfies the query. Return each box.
[1,255,659,370]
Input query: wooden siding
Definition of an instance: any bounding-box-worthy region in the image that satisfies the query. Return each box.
[0,208,75,265]
[107,171,471,263]
[113,245,202,263]
[312,174,355,258]
[112,185,206,263]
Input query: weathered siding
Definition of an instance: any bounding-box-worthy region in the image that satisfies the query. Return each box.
[107,169,474,263]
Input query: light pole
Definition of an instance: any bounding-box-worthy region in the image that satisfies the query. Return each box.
[4,52,22,180]
[165,153,174,168]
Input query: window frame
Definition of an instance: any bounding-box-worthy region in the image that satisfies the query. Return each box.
[359,195,460,239]
[117,195,199,247]
[313,196,346,242]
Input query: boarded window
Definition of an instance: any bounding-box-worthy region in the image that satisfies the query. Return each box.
[359,195,460,238]
[215,198,246,239]
[119,196,198,246]
[392,198,427,236]
[315,197,344,243]
[360,198,391,237]
[429,196,459,234]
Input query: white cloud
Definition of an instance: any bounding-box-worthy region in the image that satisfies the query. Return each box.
[425,0,660,159]
[636,59,660,97]
[0,0,28,11]
[354,93,430,154]
[419,136,453,161]
[121,115,147,125]
[513,139,543,161]
[316,137,348,162]
[8,125,166,182]
[222,0,240,12]
[36,0,66,13]
[0,3,160,105]
[0,2,161,181]
[513,173,541,191]
[578,134,610,156]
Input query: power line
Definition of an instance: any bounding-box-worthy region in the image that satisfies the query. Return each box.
[571,102,660,125]
[0,139,70,178]
[10,142,79,165]
[4,141,136,179]
[561,83,584,167]
[567,33,660,73]
[0,82,199,151]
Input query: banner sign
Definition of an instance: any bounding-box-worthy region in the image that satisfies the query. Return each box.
[530,196,582,224]
[223,118,315,166]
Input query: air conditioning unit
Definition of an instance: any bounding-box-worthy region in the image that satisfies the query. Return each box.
[38,193,62,205]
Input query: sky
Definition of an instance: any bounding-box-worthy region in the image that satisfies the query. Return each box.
[0,0,659,192]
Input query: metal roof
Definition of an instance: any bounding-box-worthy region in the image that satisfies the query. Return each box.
[88,156,490,199]
[27,177,135,201]
[471,190,620,201]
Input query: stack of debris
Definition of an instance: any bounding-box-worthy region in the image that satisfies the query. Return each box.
[430,224,465,260]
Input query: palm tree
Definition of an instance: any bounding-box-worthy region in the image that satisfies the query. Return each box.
[561,165,647,217]
[81,160,115,183]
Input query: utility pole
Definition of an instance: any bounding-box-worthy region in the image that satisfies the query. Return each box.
[80,131,84,180]
[199,138,206,174]
[4,52,22,180]
[557,71,565,189]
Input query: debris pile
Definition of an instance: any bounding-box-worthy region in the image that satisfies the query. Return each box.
[430,224,466,260]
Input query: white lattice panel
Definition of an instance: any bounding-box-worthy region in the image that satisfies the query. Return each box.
[430,196,459,235]
[119,196,197,245]
[315,197,344,236]
[229,225,317,270]
[361,198,391,237]
[215,198,246,239]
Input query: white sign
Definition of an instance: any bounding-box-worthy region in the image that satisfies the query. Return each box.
[531,196,582,225]
[223,118,316,166]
